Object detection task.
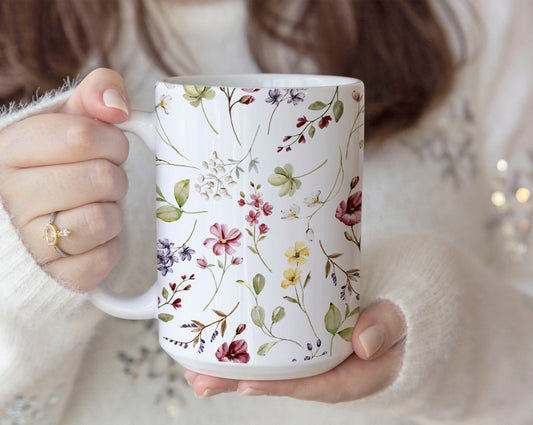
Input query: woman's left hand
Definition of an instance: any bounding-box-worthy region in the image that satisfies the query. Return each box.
[184,300,406,402]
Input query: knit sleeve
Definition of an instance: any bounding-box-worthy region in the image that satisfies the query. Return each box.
[0,83,104,423]
[347,234,532,423]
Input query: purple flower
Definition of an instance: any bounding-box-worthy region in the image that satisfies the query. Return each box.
[157,238,174,250]
[178,246,195,261]
[287,89,305,105]
[157,243,179,276]
[265,89,282,104]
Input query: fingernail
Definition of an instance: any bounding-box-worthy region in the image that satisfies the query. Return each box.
[103,88,129,115]
[238,387,269,396]
[197,388,228,398]
[359,324,385,358]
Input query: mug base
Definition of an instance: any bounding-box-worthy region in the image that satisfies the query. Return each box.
[168,351,352,380]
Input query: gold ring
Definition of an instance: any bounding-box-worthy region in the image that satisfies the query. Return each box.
[43,212,71,257]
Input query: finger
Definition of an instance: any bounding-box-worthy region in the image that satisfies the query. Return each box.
[190,349,403,403]
[185,371,239,398]
[352,301,406,360]
[45,236,122,292]
[21,203,123,264]
[3,159,128,226]
[59,68,130,123]
[0,114,129,168]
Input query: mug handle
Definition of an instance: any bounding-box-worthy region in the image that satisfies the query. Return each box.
[88,111,159,320]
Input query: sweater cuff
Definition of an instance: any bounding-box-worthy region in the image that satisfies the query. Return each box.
[356,233,465,413]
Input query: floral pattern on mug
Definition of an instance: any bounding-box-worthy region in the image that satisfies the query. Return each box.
[157,275,195,323]
[215,324,250,363]
[163,302,240,354]
[238,182,274,273]
[276,86,344,152]
[335,176,362,249]
[197,223,243,310]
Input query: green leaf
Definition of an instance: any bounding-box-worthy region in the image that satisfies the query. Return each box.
[283,163,294,176]
[162,288,169,300]
[324,303,342,335]
[251,305,265,327]
[268,174,287,186]
[274,166,287,176]
[236,279,252,291]
[278,181,292,197]
[253,273,266,295]
[245,228,254,237]
[348,306,360,318]
[333,100,344,122]
[221,319,227,337]
[158,313,174,323]
[174,180,190,208]
[248,245,258,254]
[304,273,311,289]
[283,296,298,304]
[345,303,350,319]
[156,185,164,199]
[257,341,278,356]
[308,101,327,110]
[329,253,343,259]
[156,197,165,203]
[156,205,183,222]
[217,259,224,269]
[212,309,226,317]
[271,306,285,324]
[308,125,316,138]
[337,327,354,342]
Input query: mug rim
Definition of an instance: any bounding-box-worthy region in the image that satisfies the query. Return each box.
[160,73,362,89]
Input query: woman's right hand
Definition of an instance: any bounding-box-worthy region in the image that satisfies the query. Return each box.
[0,68,131,292]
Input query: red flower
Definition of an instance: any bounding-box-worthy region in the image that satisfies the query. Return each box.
[215,339,250,363]
[238,198,246,207]
[298,135,306,144]
[197,258,208,269]
[245,210,261,226]
[238,95,255,105]
[282,136,290,142]
[203,223,242,256]
[277,146,283,152]
[296,116,307,128]
[352,90,361,102]
[184,284,192,291]
[335,191,362,226]
[169,282,177,291]
[262,202,273,216]
[250,193,263,208]
[172,298,182,309]
[318,115,332,129]
[236,323,246,335]
[232,256,243,265]
[259,223,269,234]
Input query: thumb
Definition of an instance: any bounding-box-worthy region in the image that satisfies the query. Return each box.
[352,300,406,360]
[59,68,130,123]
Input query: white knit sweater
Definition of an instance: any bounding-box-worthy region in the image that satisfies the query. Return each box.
[1,1,532,424]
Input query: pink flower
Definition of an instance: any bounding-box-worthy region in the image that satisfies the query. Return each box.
[242,88,260,93]
[238,95,255,105]
[250,192,263,208]
[169,282,177,291]
[350,176,360,190]
[184,284,192,291]
[232,256,243,265]
[259,223,269,234]
[238,198,246,207]
[335,191,362,226]
[215,339,250,363]
[245,210,261,226]
[203,223,242,256]
[352,90,361,102]
[298,135,306,144]
[318,115,332,129]
[282,136,290,142]
[197,258,208,269]
[262,202,273,216]
[236,323,246,335]
[296,116,307,128]
[172,298,182,309]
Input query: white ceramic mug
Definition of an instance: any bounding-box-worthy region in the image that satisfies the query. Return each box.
[89,74,364,380]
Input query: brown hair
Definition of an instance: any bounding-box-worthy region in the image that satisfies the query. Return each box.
[0,0,459,140]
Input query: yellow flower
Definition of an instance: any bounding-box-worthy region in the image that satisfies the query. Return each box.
[284,241,310,266]
[281,268,302,288]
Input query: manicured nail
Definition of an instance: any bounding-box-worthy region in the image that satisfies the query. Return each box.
[238,387,269,396]
[359,324,385,358]
[197,388,228,398]
[103,88,129,115]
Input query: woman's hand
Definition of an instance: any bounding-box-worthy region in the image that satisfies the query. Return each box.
[184,300,406,402]
[0,68,130,292]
